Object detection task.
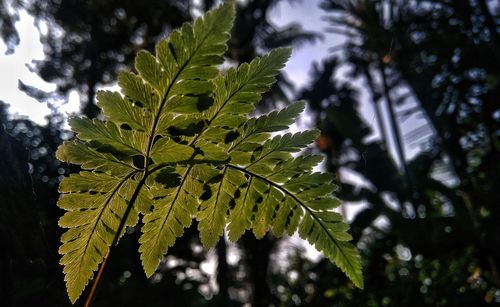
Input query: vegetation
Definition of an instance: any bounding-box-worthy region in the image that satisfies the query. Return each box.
[0,0,499,306]
[55,4,361,304]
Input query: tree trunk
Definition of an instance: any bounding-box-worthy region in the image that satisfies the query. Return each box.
[242,233,274,307]
[82,60,99,119]
[216,237,232,306]
[379,62,415,205]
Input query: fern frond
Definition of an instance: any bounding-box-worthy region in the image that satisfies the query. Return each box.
[56,140,137,175]
[231,130,319,168]
[56,3,362,303]
[225,165,363,289]
[58,171,140,302]
[96,90,151,131]
[196,48,292,145]
[227,176,268,241]
[227,101,306,152]
[68,117,148,156]
[139,165,207,276]
[197,167,246,247]
[207,48,291,120]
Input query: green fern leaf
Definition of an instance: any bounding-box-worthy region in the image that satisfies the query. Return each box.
[96,90,151,131]
[198,167,246,247]
[56,3,362,303]
[225,165,363,288]
[227,176,268,241]
[197,48,292,145]
[227,101,306,153]
[68,117,148,155]
[58,171,140,302]
[139,165,208,276]
[56,140,137,175]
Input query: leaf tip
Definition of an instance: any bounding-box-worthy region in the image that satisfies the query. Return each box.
[65,278,86,305]
[268,47,293,68]
[293,100,307,111]
[55,144,67,162]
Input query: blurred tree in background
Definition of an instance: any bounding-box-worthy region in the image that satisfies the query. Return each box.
[275,0,499,306]
[1,0,499,306]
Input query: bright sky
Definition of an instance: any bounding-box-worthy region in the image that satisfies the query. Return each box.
[0,10,53,123]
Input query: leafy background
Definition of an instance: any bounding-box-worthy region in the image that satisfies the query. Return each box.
[0,0,499,306]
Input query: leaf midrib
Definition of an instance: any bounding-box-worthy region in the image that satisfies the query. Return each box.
[138,19,224,254]
[189,58,270,148]
[225,164,357,272]
[204,166,228,240]
[151,165,193,248]
[145,19,221,169]
[75,170,137,274]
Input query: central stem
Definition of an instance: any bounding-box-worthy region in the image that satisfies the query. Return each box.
[84,162,167,306]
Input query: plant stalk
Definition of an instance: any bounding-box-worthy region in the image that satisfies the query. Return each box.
[83,168,154,306]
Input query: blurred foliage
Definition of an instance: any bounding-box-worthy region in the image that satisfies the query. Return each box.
[0,0,20,54]
[276,0,500,306]
[1,0,499,306]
